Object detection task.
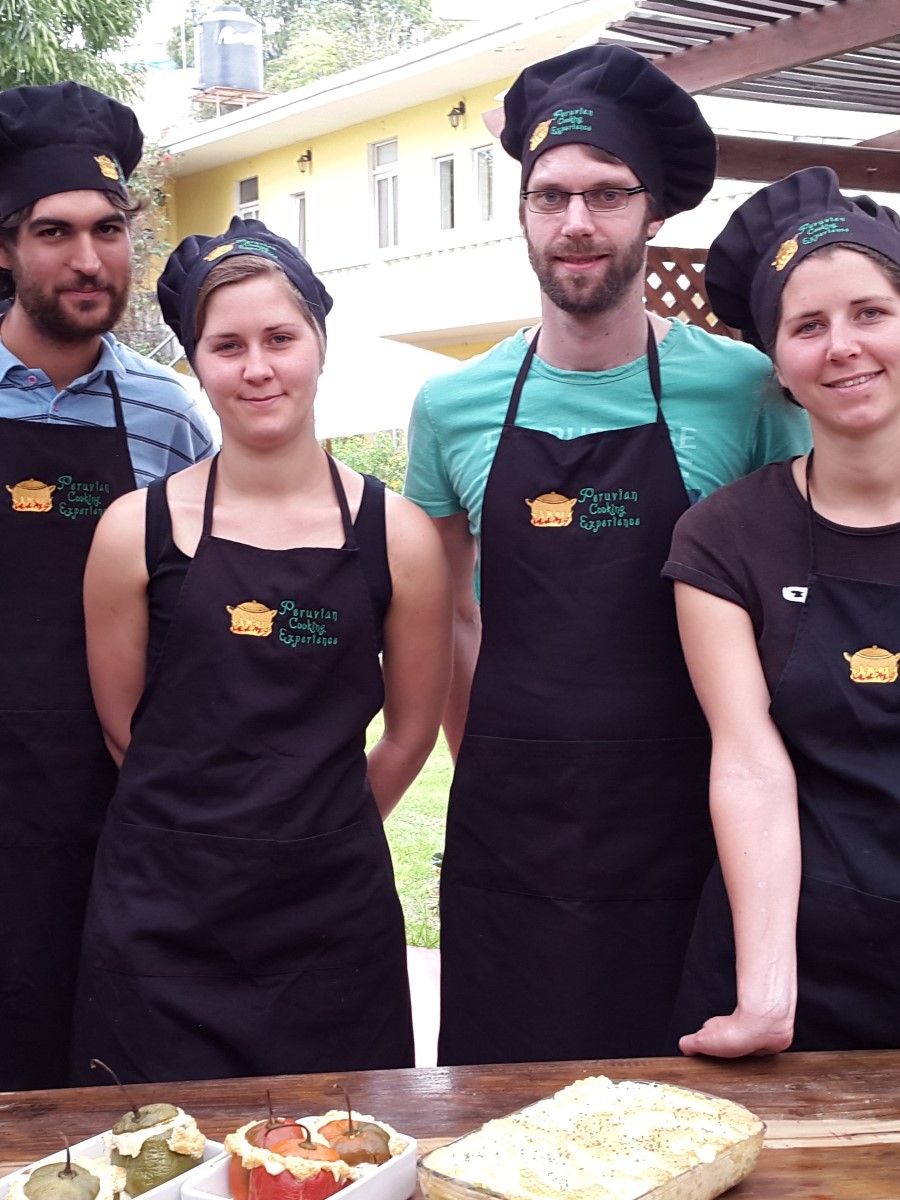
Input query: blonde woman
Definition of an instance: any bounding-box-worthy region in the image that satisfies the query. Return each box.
[71,218,451,1082]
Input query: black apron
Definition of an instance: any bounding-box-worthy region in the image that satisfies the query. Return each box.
[0,378,135,1090]
[671,455,900,1052]
[438,327,714,1066]
[71,454,413,1084]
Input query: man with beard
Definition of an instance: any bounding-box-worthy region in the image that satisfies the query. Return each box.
[0,81,212,1090]
[404,45,810,1066]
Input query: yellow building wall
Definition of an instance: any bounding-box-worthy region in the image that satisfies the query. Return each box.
[169,75,534,356]
[171,75,518,265]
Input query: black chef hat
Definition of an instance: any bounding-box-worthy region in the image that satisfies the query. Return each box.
[158,215,333,365]
[500,44,716,217]
[706,167,900,352]
[0,82,143,221]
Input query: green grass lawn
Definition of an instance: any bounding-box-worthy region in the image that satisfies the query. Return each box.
[367,715,451,947]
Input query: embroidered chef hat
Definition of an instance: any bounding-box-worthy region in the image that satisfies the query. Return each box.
[500,44,716,217]
[157,215,334,365]
[706,166,900,351]
[0,81,143,221]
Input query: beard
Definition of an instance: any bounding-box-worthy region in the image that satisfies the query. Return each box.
[11,270,129,344]
[525,224,649,316]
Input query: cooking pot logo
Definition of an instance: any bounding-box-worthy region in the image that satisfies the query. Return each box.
[529,120,551,151]
[226,600,278,637]
[842,645,900,684]
[6,478,56,513]
[205,243,234,263]
[94,154,122,183]
[772,237,798,271]
[525,491,577,528]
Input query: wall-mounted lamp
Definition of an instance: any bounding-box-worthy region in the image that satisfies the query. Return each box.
[447,101,466,129]
[296,148,313,174]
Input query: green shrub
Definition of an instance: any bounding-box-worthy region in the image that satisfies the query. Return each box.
[331,430,408,493]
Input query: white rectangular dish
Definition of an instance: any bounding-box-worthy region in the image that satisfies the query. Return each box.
[0,1135,225,1200]
[182,1134,417,1200]
[418,1077,765,1200]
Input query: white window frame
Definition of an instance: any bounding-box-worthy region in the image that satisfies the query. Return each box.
[372,138,399,249]
[237,175,259,220]
[293,192,306,256]
[436,154,455,230]
[473,145,494,223]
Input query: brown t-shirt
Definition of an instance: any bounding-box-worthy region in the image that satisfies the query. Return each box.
[663,458,900,692]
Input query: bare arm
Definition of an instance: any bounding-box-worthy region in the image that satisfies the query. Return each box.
[431,512,481,761]
[366,492,453,820]
[674,582,800,1058]
[83,489,151,767]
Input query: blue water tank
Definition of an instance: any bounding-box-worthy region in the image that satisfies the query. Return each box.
[197,3,264,92]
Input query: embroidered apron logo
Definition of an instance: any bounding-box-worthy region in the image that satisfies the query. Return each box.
[577,486,641,532]
[525,492,577,527]
[525,487,642,531]
[55,474,111,520]
[842,645,900,684]
[278,599,339,648]
[5,477,56,512]
[225,599,341,645]
[226,600,278,636]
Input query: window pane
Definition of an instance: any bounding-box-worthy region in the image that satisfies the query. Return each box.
[475,147,493,222]
[238,176,258,205]
[438,157,454,230]
[391,174,399,245]
[375,139,398,167]
[295,193,306,255]
[377,176,389,248]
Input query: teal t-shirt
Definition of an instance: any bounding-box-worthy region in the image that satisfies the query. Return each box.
[405,320,810,592]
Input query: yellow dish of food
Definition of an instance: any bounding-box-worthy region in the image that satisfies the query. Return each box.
[418,1075,764,1200]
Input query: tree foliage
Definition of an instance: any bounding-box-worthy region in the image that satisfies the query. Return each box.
[168,0,455,95]
[267,0,452,91]
[0,0,149,97]
[115,144,176,357]
[330,430,408,493]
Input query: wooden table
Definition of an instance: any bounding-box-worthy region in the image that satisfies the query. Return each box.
[2,1053,900,1198]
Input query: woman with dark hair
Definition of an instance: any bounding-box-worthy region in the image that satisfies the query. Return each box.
[664,168,900,1056]
[70,218,451,1083]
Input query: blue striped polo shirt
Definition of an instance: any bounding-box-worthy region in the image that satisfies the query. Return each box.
[0,320,214,485]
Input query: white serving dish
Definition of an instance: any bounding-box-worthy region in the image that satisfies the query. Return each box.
[182,1134,418,1200]
[0,1134,225,1200]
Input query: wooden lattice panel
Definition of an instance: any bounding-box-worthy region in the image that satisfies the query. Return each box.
[646,246,741,339]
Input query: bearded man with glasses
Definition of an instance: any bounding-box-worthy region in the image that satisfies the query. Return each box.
[404,44,811,1067]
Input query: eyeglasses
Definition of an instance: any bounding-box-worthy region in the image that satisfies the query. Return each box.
[521,186,647,214]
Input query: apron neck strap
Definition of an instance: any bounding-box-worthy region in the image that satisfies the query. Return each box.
[646,322,663,418]
[201,451,358,548]
[504,320,663,427]
[202,452,219,537]
[804,450,819,572]
[327,453,358,550]
[107,371,126,429]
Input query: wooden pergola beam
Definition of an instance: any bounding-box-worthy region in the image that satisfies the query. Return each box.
[717,134,900,192]
[860,131,900,150]
[659,0,900,94]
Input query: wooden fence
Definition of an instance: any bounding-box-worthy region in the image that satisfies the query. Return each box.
[646,247,740,339]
